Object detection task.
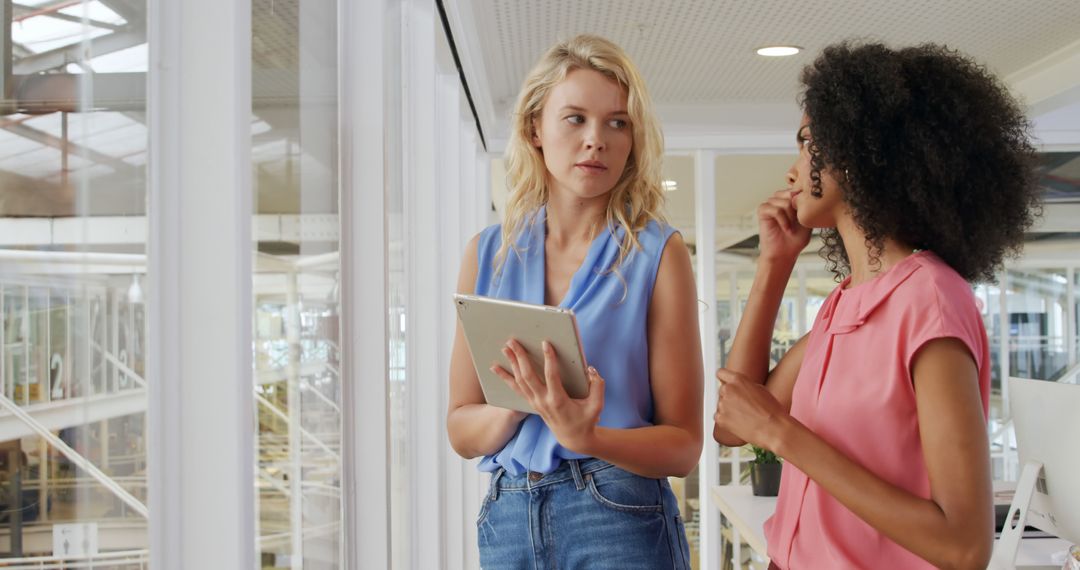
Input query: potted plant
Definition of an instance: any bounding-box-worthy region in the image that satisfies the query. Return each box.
[749,445,782,497]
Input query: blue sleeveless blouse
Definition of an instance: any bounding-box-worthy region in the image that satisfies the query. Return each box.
[475,206,677,475]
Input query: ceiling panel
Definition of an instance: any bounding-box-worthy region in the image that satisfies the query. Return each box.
[452,0,1080,142]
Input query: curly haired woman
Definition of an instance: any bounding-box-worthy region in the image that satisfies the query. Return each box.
[712,42,1041,570]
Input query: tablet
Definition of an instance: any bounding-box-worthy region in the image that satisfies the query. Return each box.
[454,293,590,414]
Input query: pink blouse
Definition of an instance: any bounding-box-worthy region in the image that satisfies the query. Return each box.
[763,251,991,569]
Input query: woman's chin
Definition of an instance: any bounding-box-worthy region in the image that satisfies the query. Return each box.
[556,186,612,202]
[796,213,829,230]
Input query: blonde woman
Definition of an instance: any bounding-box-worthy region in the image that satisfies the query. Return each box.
[447,35,702,569]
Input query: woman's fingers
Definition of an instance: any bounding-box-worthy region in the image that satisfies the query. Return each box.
[541,341,569,405]
[716,368,745,385]
[502,342,538,400]
[491,364,514,382]
[491,363,528,399]
[767,198,799,232]
[503,338,544,397]
[502,345,521,378]
[759,201,799,234]
[584,366,605,416]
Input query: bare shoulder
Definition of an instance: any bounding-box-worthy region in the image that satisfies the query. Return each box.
[651,231,696,315]
[655,231,693,286]
[457,233,482,294]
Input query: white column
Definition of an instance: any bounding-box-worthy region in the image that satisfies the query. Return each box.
[97,290,106,393]
[997,270,1015,479]
[340,0,391,567]
[147,0,255,568]
[45,293,51,403]
[285,273,303,569]
[728,270,742,481]
[437,72,466,570]
[65,291,71,399]
[999,271,1011,405]
[694,149,720,570]
[23,286,30,404]
[403,0,444,567]
[1067,267,1076,367]
[0,286,4,398]
[111,289,119,393]
[459,120,484,570]
[467,147,492,570]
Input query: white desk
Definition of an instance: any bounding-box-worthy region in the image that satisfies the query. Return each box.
[710,485,1072,569]
[710,485,774,559]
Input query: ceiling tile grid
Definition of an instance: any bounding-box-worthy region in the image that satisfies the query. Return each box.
[473,0,1080,116]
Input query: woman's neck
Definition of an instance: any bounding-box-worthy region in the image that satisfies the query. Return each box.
[544,188,608,247]
[836,214,917,287]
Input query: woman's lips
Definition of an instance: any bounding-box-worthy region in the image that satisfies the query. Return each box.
[789,189,802,208]
[575,163,608,175]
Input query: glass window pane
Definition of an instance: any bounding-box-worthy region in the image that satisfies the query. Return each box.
[1005,268,1069,381]
[1074,269,1079,376]
[2,0,150,565]
[252,1,343,566]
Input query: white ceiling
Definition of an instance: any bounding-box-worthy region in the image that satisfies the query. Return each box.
[444,0,1080,151]
[455,0,1080,258]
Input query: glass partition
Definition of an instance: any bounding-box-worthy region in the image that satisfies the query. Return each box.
[1,1,150,566]
[251,0,344,567]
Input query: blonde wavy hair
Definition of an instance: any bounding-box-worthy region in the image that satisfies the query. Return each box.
[495,34,667,276]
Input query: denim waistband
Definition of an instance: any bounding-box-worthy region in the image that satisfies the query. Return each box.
[487,458,615,499]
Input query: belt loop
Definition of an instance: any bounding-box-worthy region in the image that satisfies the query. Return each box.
[569,459,586,491]
[489,468,504,502]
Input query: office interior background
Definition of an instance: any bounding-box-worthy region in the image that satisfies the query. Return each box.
[0,0,1078,568]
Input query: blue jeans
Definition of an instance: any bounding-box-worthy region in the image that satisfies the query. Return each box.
[477,458,691,570]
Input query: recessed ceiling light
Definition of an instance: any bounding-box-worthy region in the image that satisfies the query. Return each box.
[756,46,801,57]
[662,179,678,192]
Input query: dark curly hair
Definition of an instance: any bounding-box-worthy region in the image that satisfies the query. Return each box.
[799,42,1042,282]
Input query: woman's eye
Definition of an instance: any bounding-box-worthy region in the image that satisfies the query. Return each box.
[566,115,585,125]
[609,119,628,129]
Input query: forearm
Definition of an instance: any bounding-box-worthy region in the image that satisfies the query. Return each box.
[726,258,796,382]
[579,425,702,479]
[715,259,796,446]
[771,417,992,569]
[447,404,524,459]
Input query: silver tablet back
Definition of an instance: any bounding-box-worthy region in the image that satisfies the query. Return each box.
[454,294,589,414]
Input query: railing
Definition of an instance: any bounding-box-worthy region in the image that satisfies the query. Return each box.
[2,249,344,560]
[1056,361,1080,385]
[0,549,148,569]
[0,395,147,518]
[0,280,145,407]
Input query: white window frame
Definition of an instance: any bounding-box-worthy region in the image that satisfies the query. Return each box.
[694,150,721,570]
[147,0,255,568]
[340,0,393,567]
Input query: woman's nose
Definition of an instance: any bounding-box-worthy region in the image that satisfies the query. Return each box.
[584,125,606,151]
[785,165,797,187]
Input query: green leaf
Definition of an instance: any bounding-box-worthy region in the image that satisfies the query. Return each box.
[750,445,780,464]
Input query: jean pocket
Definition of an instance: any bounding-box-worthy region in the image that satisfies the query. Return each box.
[672,514,691,569]
[476,492,493,526]
[586,472,664,514]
